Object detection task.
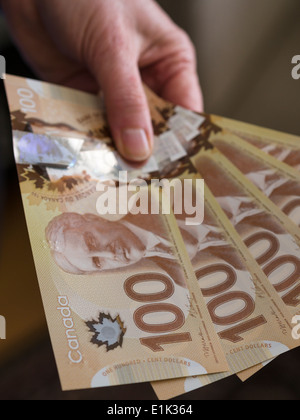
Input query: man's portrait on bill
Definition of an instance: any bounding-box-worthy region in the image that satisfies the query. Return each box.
[46,210,190,288]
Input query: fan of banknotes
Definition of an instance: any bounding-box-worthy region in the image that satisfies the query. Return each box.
[4,74,300,399]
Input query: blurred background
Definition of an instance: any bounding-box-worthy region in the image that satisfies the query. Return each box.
[0,0,300,400]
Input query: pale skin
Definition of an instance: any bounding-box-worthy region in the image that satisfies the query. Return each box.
[1,0,203,162]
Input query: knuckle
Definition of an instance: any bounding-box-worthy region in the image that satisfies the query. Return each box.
[83,12,131,66]
[175,29,197,63]
[102,23,129,55]
[113,87,147,113]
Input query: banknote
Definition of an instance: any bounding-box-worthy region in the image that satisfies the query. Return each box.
[133,89,300,387]
[142,91,300,312]
[6,74,300,394]
[207,134,300,381]
[144,90,300,313]
[143,90,300,387]
[5,74,108,140]
[121,91,296,391]
[151,160,299,400]
[5,75,230,390]
[190,148,300,312]
[188,146,300,383]
[210,133,300,228]
[211,115,300,172]
[5,74,180,147]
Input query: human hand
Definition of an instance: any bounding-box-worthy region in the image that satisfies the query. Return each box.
[2,0,203,162]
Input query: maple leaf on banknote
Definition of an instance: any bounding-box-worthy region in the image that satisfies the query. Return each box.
[18,165,47,190]
[156,105,176,121]
[151,119,169,136]
[86,313,127,352]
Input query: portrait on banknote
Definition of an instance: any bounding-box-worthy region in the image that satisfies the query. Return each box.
[46,209,190,289]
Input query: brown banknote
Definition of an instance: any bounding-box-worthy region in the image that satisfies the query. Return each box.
[210,133,300,228]
[211,116,300,172]
[189,148,300,383]
[135,89,300,388]
[6,74,300,394]
[152,160,299,400]
[142,95,300,395]
[145,90,300,307]
[127,83,300,388]
[190,149,300,314]
[206,134,300,381]
[142,90,300,317]
[5,75,231,390]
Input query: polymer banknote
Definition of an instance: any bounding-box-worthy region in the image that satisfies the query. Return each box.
[210,133,300,228]
[152,161,299,400]
[211,116,300,172]
[5,75,229,390]
[5,74,300,396]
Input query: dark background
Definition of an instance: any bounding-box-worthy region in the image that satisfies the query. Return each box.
[0,0,300,400]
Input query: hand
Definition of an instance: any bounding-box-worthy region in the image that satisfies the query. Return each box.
[2,0,203,162]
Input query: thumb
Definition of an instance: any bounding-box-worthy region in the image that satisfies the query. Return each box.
[94,53,154,163]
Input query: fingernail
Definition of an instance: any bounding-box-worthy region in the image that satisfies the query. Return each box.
[120,129,151,162]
